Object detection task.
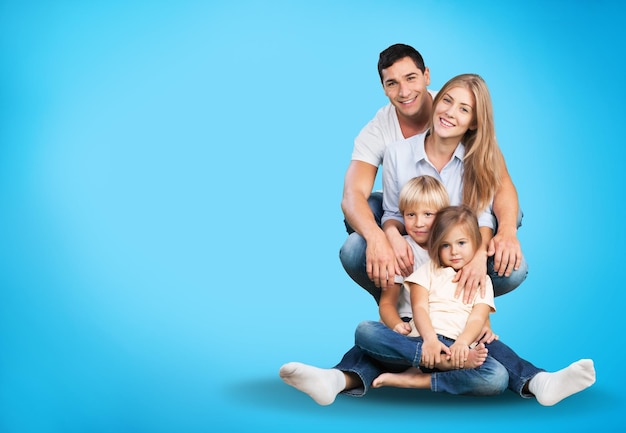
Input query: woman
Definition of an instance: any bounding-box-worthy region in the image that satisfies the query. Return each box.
[382,73,527,303]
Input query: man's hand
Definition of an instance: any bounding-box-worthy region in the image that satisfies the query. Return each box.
[388,234,414,278]
[365,230,397,290]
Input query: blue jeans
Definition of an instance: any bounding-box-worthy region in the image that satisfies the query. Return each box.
[485,339,544,398]
[349,321,508,396]
[340,192,529,303]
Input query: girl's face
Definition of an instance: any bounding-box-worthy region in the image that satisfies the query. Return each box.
[432,86,476,140]
[438,224,475,270]
[403,206,438,246]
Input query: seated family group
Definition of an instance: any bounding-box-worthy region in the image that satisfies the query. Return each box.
[279,44,595,406]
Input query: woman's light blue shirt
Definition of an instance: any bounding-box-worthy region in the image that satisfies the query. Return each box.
[381,132,496,230]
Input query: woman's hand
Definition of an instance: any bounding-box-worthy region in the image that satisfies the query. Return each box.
[453,251,488,303]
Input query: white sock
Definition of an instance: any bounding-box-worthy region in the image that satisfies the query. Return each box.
[279,362,346,406]
[528,359,596,406]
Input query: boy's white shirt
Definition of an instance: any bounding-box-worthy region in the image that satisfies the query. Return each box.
[394,235,430,318]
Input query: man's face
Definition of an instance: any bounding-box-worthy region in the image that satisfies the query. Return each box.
[381,57,431,120]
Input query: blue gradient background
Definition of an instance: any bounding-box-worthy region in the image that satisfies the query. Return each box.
[1,1,624,432]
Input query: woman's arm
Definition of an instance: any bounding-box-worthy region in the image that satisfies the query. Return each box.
[454,226,493,303]
[491,164,523,277]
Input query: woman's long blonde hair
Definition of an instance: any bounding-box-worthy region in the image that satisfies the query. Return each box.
[432,74,505,214]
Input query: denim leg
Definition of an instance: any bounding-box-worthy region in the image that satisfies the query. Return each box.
[490,208,529,297]
[333,345,400,397]
[488,255,529,297]
[486,339,545,397]
[339,233,381,303]
[354,321,421,367]
[355,321,508,396]
[339,192,385,304]
[432,356,508,396]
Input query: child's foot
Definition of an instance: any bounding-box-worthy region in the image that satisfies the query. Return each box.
[372,367,428,389]
[429,342,489,370]
[462,343,488,369]
[279,362,345,406]
[528,359,596,406]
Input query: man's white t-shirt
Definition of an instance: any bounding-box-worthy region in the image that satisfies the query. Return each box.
[351,90,438,167]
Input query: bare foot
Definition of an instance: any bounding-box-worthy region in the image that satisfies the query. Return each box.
[428,343,488,371]
[465,343,488,368]
[372,367,428,389]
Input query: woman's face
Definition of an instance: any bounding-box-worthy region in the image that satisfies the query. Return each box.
[432,86,476,140]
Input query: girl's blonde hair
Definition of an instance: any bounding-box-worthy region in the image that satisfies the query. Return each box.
[432,73,505,214]
[398,175,450,214]
[427,205,482,267]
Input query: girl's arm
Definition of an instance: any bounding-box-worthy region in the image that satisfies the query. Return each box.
[449,304,491,369]
[379,283,411,335]
[409,282,450,369]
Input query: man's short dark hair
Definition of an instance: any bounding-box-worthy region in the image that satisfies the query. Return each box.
[377,44,426,83]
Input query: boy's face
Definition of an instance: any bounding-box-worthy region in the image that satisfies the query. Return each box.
[403,206,438,246]
[381,57,430,121]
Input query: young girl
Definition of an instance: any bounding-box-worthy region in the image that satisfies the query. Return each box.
[355,206,596,405]
[280,176,507,404]
[355,205,507,395]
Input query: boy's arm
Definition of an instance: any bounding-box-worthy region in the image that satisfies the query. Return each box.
[342,160,396,290]
[379,283,410,334]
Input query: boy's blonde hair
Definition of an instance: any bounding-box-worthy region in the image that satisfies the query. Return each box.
[398,175,450,214]
[427,205,482,266]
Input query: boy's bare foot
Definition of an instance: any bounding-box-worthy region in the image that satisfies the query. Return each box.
[372,367,428,389]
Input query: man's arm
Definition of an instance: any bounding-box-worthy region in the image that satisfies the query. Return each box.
[341,160,396,290]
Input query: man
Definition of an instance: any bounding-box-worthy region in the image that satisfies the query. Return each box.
[340,43,526,303]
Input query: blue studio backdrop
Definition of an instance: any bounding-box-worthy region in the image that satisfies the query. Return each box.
[1,1,624,432]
